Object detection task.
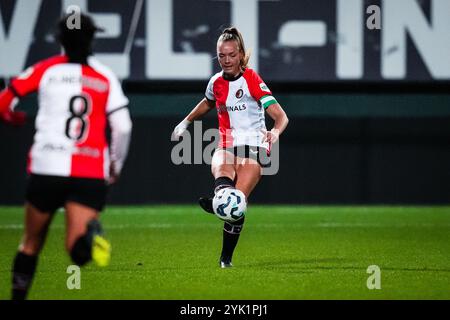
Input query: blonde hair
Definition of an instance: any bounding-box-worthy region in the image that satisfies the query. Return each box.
[217,27,250,70]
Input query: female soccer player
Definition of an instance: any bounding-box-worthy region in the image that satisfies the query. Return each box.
[172,27,289,268]
[0,14,132,299]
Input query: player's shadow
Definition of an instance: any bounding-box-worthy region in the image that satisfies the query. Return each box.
[241,257,349,273]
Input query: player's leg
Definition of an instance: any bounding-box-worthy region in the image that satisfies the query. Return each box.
[199,148,236,213]
[234,158,262,198]
[65,201,110,267]
[12,174,63,300]
[220,157,261,268]
[65,178,110,267]
[11,203,55,300]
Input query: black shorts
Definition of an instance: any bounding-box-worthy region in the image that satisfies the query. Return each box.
[26,174,108,213]
[218,145,272,168]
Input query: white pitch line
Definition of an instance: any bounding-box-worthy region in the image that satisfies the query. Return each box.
[0,224,24,229]
[0,223,448,230]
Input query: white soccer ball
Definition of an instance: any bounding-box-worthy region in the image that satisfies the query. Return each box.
[212,188,247,222]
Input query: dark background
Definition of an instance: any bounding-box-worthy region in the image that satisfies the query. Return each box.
[0,0,449,205]
[1,92,449,205]
[0,0,446,82]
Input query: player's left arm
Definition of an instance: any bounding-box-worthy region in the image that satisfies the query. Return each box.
[0,87,17,114]
[0,86,26,126]
[244,70,288,144]
[264,103,289,144]
[0,57,66,126]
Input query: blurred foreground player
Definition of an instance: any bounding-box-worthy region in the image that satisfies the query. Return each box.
[0,13,132,299]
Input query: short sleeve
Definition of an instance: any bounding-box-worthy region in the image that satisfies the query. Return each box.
[87,57,129,114]
[10,55,68,97]
[243,69,277,109]
[106,72,129,113]
[243,69,273,101]
[204,76,216,101]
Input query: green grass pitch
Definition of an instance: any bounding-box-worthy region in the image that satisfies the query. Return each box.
[0,205,449,300]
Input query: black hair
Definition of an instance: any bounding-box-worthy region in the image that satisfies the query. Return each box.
[56,13,102,64]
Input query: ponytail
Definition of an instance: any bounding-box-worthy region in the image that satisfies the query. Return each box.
[218,27,250,70]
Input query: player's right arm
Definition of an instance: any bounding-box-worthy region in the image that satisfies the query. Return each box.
[98,60,133,184]
[108,107,132,184]
[171,98,215,140]
[172,74,217,140]
[186,98,216,122]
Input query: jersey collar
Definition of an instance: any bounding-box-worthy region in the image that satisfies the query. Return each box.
[222,70,244,82]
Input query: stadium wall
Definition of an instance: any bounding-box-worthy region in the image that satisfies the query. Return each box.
[0,93,449,205]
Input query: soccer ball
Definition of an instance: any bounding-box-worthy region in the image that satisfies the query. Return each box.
[212,188,247,222]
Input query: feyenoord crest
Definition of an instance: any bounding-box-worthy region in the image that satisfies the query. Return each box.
[235,89,243,99]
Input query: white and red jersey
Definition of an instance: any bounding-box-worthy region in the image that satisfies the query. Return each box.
[205,68,278,149]
[8,55,130,179]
